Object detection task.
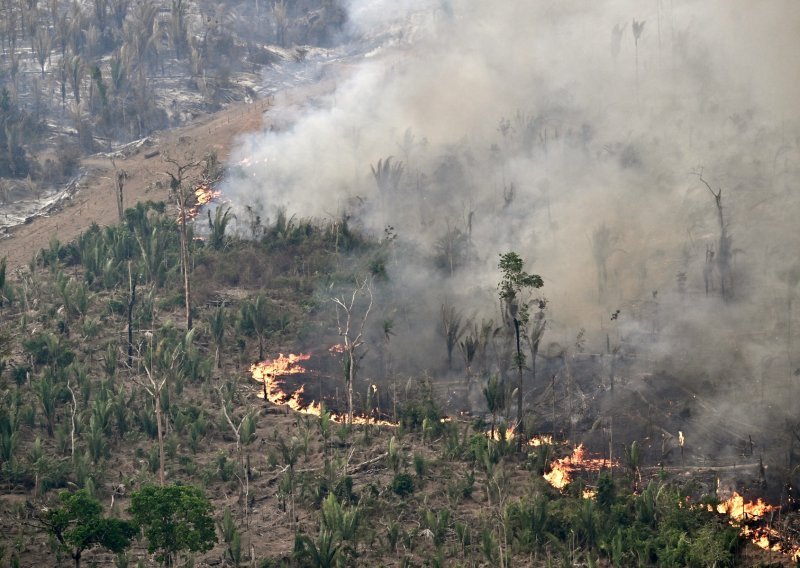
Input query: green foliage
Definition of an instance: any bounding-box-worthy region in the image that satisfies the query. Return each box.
[497,252,544,310]
[320,493,360,544]
[23,333,75,369]
[482,374,506,438]
[293,529,340,568]
[129,484,217,565]
[41,489,136,566]
[420,508,450,547]
[413,453,427,478]
[397,379,443,434]
[506,495,550,553]
[391,473,414,497]
[387,436,401,474]
[596,473,615,512]
[207,206,234,250]
[220,507,241,566]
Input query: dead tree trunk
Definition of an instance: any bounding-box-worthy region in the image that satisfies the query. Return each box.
[332,278,373,424]
[696,172,733,301]
[127,262,136,368]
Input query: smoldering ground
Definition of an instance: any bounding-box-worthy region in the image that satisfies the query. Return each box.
[221,0,800,476]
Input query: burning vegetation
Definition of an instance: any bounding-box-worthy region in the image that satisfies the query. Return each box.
[543,444,615,491]
[181,180,222,222]
[249,352,395,426]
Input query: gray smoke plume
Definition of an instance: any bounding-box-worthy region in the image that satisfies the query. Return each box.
[223,0,800,470]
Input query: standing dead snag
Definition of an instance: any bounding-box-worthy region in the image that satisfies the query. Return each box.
[332,278,373,424]
[127,261,136,369]
[694,170,733,302]
[110,157,127,222]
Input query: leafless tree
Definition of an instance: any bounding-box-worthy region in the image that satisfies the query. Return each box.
[273,0,289,47]
[332,278,373,423]
[33,27,51,78]
[694,170,733,301]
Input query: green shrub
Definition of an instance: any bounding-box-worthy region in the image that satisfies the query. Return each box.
[391,473,414,497]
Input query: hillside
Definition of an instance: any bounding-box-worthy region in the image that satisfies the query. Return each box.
[2,0,800,567]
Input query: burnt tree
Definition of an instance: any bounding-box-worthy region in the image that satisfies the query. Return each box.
[695,171,733,302]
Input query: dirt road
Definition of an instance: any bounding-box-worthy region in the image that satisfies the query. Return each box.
[0,75,338,270]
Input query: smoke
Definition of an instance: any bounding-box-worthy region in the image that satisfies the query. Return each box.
[223,0,800,462]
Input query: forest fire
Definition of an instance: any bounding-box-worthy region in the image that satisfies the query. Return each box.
[250,353,312,406]
[716,492,776,521]
[328,343,346,354]
[182,181,222,221]
[543,444,613,491]
[249,352,396,426]
[486,423,517,441]
[712,492,800,558]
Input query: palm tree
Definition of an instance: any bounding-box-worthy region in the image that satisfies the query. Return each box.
[294,529,340,568]
[240,295,272,360]
[440,302,465,370]
[483,375,505,439]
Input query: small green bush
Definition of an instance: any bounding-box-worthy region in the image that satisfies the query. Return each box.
[391,473,414,497]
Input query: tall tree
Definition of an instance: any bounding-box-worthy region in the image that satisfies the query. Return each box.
[497,252,543,434]
[39,490,136,568]
[130,484,217,567]
[163,155,202,330]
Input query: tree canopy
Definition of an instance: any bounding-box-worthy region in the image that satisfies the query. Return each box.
[41,489,136,568]
[130,484,217,566]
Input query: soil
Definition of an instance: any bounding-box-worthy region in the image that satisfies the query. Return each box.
[0,75,338,272]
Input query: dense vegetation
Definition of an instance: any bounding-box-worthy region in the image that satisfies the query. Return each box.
[0,180,784,566]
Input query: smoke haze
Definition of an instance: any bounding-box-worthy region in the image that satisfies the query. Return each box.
[223,0,800,464]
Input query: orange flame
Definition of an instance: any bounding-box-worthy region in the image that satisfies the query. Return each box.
[486,423,516,441]
[678,431,685,447]
[716,492,776,521]
[714,492,800,559]
[582,488,597,500]
[529,434,553,447]
[543,444,613,491]
[180,182,222,222]
[251,353,311,380]
[328,343,347,355]
[249,352,397,426]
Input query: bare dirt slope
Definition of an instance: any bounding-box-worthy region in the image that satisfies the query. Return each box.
[0,76,338,270]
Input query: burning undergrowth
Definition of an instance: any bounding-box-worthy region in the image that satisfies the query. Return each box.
[249,351,396,426]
